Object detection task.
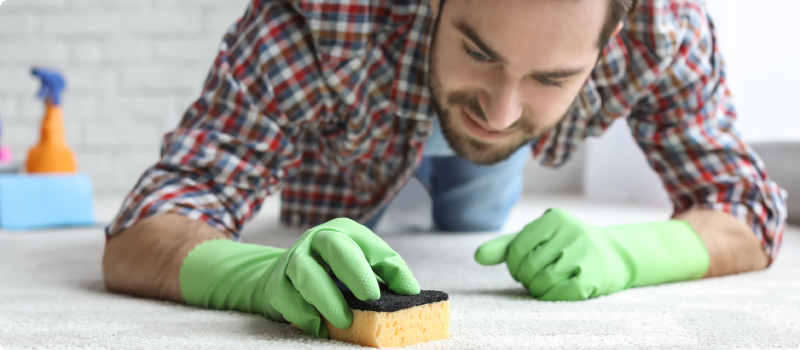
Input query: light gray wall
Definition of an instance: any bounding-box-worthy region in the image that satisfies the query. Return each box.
[523,146,584,195]
[0,0,250,193]
[703,0,800,142]
[750,143,800,226]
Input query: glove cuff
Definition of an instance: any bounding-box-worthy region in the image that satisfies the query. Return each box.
[604,220,710,288]
[179,239,286,315]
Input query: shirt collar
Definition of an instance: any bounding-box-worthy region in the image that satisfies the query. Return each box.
[568,34,631,121]
[570,76,602,119]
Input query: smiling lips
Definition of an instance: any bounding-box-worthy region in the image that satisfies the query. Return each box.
[459,107,513,140]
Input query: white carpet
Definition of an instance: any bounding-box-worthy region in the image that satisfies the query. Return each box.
[1,195,799,350]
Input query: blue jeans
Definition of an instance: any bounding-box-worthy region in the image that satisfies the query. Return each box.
[364,147,529,232]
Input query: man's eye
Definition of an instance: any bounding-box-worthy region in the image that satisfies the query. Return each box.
[536,77,565,88]
[463,46,490,62]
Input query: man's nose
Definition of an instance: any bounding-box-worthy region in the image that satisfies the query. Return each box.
[479,80,523,131]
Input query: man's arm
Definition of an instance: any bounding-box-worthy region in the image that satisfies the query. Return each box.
[102,214,228,303]
[620,1,787,266]
[676,209,769,278]
[105,0,316,248]
[104,214,422,338]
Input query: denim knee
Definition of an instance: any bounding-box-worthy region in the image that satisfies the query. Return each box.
[432,186,520,232]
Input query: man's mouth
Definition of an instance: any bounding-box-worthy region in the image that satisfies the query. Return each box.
[459,107,512,140]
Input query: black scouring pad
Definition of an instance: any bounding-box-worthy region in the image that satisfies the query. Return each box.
[331,276,449,312]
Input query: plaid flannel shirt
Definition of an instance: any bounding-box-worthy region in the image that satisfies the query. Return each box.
[108,0,788,262]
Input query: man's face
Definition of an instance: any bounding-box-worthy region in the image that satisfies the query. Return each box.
[429,0,608,165]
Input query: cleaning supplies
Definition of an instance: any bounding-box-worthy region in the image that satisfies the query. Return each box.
[323,276,450,348]
[27,68,77,173]
[0,68,94,230]
[0,173,94,229]
[0,114,12,164]
[0,113,20,175]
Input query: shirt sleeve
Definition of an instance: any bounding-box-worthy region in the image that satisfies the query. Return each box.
[106,1,317,240]
[626,1,788,263]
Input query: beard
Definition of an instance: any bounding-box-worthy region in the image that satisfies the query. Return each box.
[428,66,542,166]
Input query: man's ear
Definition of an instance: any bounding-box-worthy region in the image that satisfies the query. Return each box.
[610,21,624,39]
[430,0,441,18]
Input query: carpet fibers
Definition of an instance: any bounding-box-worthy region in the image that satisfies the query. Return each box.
[1,196,798,349]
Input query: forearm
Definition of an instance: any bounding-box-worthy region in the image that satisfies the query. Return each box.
[674,209,769,278]
[102,213,229,303]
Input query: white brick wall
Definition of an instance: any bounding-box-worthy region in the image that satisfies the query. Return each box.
[0,0,249,193]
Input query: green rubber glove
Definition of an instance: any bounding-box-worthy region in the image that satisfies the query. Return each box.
[179,218,420,338]
[474,209,710,301]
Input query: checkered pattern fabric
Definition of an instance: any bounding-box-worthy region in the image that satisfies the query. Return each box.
[107,0,787,262]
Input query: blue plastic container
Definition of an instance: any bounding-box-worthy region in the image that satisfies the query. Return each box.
[0,173,95,230]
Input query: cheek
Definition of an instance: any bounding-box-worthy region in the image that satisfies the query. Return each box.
[523,84,582,128]
[432,43,484,93]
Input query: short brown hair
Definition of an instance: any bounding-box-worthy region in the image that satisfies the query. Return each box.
[599,0,638,47]
[438,0,639,48]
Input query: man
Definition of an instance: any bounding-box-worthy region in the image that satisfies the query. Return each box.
[103,0,787,339]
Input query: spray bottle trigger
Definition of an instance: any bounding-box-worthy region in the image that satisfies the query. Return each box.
[31,68,66,106]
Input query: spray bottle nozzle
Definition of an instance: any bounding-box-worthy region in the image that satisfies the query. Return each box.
[31,68,66,106]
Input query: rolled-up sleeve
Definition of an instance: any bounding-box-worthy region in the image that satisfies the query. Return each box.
[628,1,788,262]
[106,1,319,240]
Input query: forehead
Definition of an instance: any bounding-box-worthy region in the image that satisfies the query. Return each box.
[445,0,607,69]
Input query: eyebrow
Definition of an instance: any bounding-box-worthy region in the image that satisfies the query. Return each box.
[453,19,586,81]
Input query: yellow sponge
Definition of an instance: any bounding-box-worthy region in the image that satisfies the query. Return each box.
[324,279,450,348]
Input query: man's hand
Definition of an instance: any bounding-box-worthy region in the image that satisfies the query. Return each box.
[474,209,710,301]
[179,218,420,338]
[474,209,636,301]
[265,218,420,337]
